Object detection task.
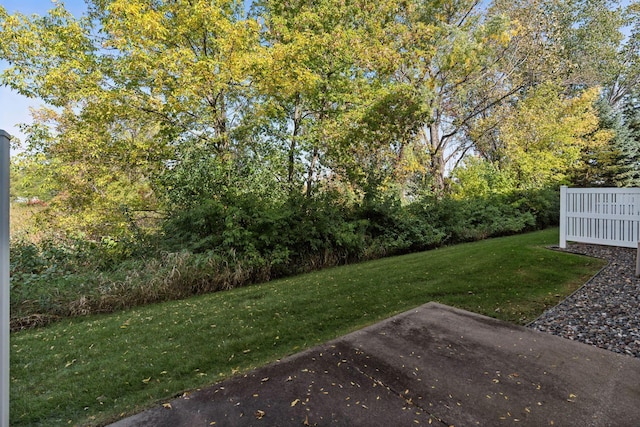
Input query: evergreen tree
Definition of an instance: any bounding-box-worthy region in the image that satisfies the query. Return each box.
[620,93,640,186]
[572,99,628,187]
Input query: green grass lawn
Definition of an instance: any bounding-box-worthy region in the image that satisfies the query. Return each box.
[10,228,605,426]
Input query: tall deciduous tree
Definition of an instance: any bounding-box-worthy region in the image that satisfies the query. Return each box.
[252,0,410,197]
[496,84,612,189]
[0,1,264,234]
[389,0,518,194]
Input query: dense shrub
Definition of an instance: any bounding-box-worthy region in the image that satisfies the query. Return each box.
[357,191,445,258]
[161,192,367,274]
[507,187,560,229]
[10,187,561,328]
[429,196,536,243]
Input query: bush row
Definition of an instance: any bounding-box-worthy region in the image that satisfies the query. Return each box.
[161,186,558,262]
[9,187,560,328]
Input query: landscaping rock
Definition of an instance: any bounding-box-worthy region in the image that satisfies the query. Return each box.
[529,243,640,359]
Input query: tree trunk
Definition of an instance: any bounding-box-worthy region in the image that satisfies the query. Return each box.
[213,90,228,150]
[306,147,319,198]
[288,94,302,186]
[429,122,446,195]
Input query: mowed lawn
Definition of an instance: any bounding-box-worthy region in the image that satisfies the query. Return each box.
[10,228,605,426]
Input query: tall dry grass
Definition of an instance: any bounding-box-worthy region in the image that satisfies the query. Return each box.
[10,202,45,240]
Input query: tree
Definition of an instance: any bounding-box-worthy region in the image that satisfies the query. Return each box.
[252,0,414,197]
[387,0,519,194]
[496,84,612,189]
[604,1,640,107]
[474,0,633,190]
[2,0,638,243]
[0,1,264,234]
[570,99,634,187]
[618,92,640,185]
[450,156,516,199]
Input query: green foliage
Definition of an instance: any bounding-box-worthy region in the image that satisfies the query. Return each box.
[2,0,638,245]
[450,157,516,199]
[507,187,561,230]
[10,186,561,327]
[3,0,635,338]
[571,98,629,186]
[162,192,367,274]
[427,196,535,243]
[494,84,612,189]
[9,230,150,326]
[357,189,445,257]
[9,154,54,202]
[618,93,640,186]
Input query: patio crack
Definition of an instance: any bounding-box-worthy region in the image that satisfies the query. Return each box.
[348,361,452,427]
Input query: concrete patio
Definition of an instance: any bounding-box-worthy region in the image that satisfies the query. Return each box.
[110,302,640,426]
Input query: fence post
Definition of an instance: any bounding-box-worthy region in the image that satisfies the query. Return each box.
[636,242,640,278]
[0,130,9,427]
[559,185,567,248]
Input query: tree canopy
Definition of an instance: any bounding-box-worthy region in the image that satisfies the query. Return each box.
[1,0,639,238]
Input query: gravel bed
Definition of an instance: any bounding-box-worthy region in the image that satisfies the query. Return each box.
[528,243,640,359]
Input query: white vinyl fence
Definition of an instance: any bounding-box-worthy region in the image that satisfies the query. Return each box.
[559,186,640,249]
